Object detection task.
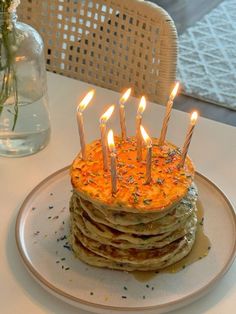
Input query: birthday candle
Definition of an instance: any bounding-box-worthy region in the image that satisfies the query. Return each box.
[107,129,117,195]
[136,96,146,161]
[119,88,131,140]
[180,111,198,167]
[140,125,152,184]
[100,105,115,171]
[76,89,95,160]
[159,82,179,146]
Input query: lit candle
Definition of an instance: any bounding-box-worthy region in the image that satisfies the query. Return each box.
[119,88,131,140]
[107,129,117,195]
[180,111,198,167]
[100,105,115,171]
[77,89,95,160]
[140,125,152,184]
[136,96,146,161]
[159,82,179,146]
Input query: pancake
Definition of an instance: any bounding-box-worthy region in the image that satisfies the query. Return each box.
[76,182,198,224]
[76,181,197,226]
[70,206,197,249]
[70,231,196,271]
[71,137,195,213]
[71,188,197,235]
[69,136,199,271]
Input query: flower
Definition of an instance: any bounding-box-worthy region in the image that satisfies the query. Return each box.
[8,0,20,13]
[0,1,21,13]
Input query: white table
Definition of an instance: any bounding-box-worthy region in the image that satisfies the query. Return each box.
[1,72,236,314]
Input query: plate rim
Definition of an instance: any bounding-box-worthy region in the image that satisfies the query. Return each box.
[15,167,236,312]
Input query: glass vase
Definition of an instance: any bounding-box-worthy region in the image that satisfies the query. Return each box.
[0,11,51,157]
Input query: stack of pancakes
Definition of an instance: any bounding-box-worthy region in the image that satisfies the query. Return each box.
[69,137,198,271]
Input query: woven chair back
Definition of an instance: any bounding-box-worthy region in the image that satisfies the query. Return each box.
[18,0,178,105]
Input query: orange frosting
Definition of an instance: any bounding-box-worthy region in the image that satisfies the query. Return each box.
[70,137,195,212]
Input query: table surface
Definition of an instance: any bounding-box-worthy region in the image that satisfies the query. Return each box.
[1,72,236,314]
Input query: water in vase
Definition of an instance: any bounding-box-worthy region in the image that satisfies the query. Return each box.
[0,95,51,157]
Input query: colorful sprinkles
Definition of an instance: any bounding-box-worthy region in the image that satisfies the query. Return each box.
[71,137,195,210]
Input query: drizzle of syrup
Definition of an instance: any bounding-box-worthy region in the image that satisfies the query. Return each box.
[132,201,211,282]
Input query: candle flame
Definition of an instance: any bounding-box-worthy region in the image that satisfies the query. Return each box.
[170,82,179,100]
[191,111,198,124]
[120,88,132,104]
[140,125,152,146]
[100,105,115,123]
[77,89,95,112]
[107,129,115,152]
[15,56,26,62]
[137,96,146,115]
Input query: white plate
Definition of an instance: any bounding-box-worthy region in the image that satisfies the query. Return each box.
[15,167,236,314]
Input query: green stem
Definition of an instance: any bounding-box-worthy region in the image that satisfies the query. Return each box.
[12,69,18,131]
[0,71,9,115]
[0,13,19,130]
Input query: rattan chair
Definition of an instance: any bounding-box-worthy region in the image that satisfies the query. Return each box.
[18,0,178,105]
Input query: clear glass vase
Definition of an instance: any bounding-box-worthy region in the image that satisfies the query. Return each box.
[0,11,51,157]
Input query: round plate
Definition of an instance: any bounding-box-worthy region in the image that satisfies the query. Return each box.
[15,167,236,314]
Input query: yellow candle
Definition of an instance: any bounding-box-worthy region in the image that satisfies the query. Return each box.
[180,111,198,167]
[159,82,179,146]
[119,88,131,140]
[76,89,95,160]
[136,96,146,161]
[140,125,152,184]
[107,129,117,195]
[100,105,115,171]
